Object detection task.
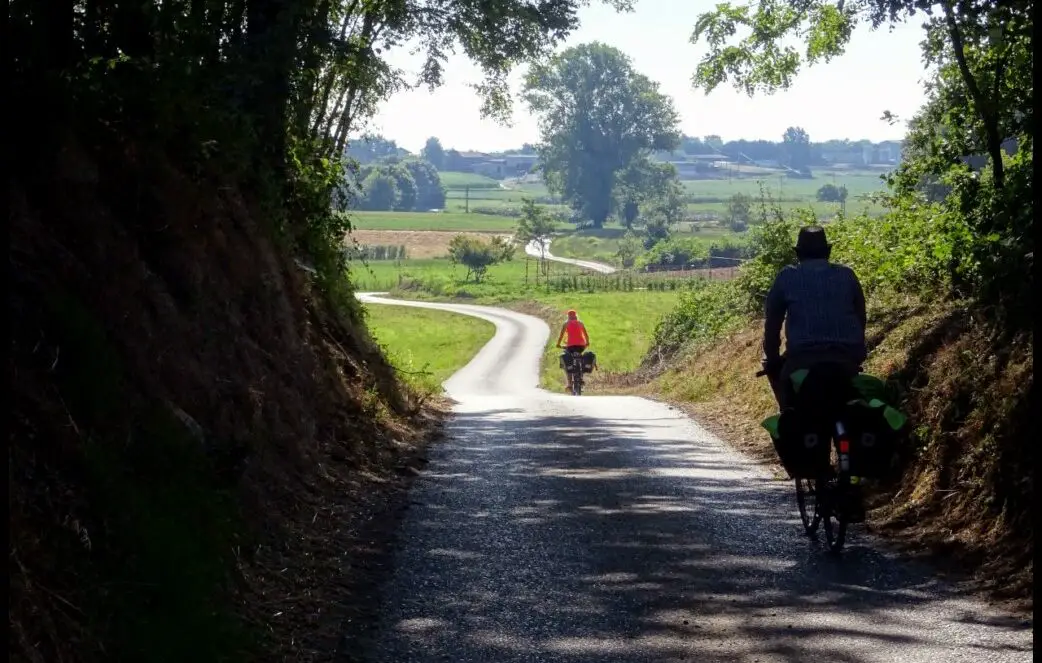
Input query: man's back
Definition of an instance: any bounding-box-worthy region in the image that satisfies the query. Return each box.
[766,259,866,360]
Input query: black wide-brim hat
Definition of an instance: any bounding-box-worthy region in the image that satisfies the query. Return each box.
[794,225,830,254]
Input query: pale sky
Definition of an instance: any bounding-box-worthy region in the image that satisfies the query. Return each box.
[364,1,931,154]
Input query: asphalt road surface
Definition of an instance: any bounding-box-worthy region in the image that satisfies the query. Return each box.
[356,294,1032,663]
[524,239,617,274]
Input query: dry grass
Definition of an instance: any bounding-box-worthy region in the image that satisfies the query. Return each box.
[347,230,510,259]
[623,296,1033,612]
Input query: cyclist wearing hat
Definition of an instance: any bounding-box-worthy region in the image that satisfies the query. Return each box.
[762,225,867,409]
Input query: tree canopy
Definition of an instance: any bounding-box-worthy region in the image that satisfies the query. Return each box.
[523,42,681,228]
[354,158,446,211]
[690,0,1032,322]
[421,137,446,170]
[782,126,811,172]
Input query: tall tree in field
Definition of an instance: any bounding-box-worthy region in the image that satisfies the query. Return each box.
[614,158,685,229]
[421,137,446,170]
[704,135,724,151]
[782,126,812,172]
[523,42,681,228]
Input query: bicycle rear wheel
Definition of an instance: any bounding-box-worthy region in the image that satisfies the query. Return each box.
[821,476,848,553]
[794,478,821,536]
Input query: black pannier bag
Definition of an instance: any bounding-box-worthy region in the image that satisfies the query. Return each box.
[775,407,833,479]
[581,351,596,373]
[841,400,900,479]
[560,351,583,372]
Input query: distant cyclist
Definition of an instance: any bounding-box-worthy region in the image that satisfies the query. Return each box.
[555,309,590,391]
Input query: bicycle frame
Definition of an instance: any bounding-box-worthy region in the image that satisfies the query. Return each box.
[564,350,585,394]
[758,365,859,552]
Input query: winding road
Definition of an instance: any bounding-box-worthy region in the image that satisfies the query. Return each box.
[355,294,1032,662]
[524,239,617,274]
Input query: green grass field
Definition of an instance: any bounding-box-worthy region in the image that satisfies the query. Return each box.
[361,288,678,395]
[350,254,688,393]
[549,234,623,265]
[680,170,890,218]
[527,291,679,391]
[441,179,567,215]
[681,170,887,199]
[363,303,495,396]
[438,171,503,189]
[432,169,890,219]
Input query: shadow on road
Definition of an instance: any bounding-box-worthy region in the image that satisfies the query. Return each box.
[362,406,1033,662]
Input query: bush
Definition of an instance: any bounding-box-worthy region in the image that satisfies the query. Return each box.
[726,193,752,231]
[733,200,984,312]
[447,235,515,282]
[646,280,746,362]
[638,235,753,270]
[816,183,849,203]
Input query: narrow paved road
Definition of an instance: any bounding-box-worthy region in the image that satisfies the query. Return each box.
[356,294,1032,663]
[524,239,617,274]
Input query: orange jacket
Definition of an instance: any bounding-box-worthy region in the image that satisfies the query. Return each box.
[558,319,589,347]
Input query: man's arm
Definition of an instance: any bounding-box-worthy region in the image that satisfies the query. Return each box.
[763,272,787,361]
[581,323,590,346]
[851,272,867,330]
[556,324,566,347]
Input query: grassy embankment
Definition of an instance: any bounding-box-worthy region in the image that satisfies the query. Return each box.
[622,216,1033,610]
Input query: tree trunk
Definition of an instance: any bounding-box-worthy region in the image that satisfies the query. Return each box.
[942,0,1005,189]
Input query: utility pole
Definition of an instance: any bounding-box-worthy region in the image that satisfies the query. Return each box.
[465,186,470,213]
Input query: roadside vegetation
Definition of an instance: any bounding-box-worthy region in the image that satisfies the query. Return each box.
[631,0,1033,606]
[9,0,626,661]
[351,0,1034,609]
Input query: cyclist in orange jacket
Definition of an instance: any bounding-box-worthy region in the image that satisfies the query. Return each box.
[555,309,590,391]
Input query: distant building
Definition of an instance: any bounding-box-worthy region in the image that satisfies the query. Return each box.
[875,140,903,163]
[669,161,706,178]
[444,151,538,178]
[442,150,490,171]
[472,159,506,178]
[687,154,727,162]
[504,153,539,174]
[854,140,905,165]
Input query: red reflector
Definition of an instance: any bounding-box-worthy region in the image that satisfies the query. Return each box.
[838,439,850,453]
